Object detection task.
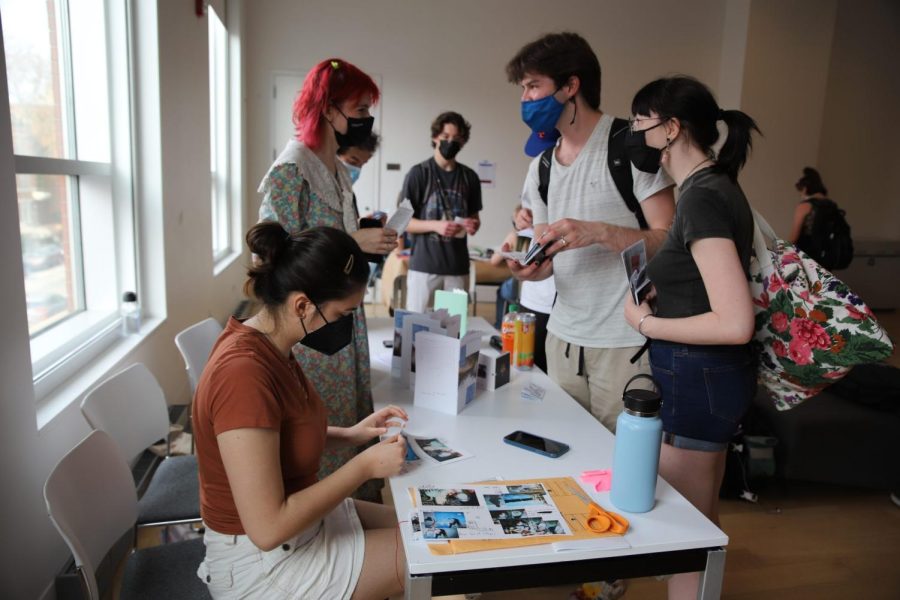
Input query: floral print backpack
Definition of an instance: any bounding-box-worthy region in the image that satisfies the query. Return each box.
[749,210,894,410]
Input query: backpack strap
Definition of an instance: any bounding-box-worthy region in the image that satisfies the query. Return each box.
[608,117,648,230]
[535,117,649,230]
[537,147,553,205]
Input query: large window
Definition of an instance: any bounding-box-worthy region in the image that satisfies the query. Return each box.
[208,0,241,270]
[2,0,135,396]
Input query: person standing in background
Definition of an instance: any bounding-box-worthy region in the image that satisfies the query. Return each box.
[258,58,397,501]
[337,132,380,187]
[401,111,482,312]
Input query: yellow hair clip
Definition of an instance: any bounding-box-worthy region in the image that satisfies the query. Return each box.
[331,60,340,70]
[343,255,354,275]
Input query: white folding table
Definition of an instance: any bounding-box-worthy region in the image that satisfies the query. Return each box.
[367,316,727,599]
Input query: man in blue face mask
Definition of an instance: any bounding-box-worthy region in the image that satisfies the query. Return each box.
[505,31,677,600]
[506,33,679,426]
[400,111,483,313]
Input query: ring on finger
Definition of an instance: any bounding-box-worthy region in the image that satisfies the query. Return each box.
[560,237,567,246]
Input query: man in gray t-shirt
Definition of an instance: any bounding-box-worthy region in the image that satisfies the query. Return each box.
[505,33,675,432]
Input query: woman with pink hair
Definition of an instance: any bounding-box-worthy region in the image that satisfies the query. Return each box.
[258,58,397,497]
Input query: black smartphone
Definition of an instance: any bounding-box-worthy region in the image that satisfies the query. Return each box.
[359,218,386,264]
[503,430,570,458]
[521,239,552,266]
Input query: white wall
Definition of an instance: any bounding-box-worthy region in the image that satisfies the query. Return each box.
[737,0,839,238]
[244,0,727,248]
[817,0,900,240]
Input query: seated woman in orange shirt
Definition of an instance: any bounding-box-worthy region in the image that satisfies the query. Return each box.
[193,222,407,599]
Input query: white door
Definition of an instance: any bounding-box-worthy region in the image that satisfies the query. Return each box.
[270,71,383,216]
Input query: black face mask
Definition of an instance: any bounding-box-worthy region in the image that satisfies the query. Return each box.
[300,303,354,356]
[438,139,462,160]
[623,128,662,174]
[331,105,375,148]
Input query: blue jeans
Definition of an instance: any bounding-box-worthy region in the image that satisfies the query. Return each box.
[649,340,756,451]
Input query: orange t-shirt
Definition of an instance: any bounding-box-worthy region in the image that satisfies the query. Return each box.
[192,317,328,535]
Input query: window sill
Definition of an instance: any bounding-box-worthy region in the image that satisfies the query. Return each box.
[35,316,164,431]
[213,249,242,277]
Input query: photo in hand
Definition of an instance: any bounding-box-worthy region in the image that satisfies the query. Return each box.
[621,238,651,304]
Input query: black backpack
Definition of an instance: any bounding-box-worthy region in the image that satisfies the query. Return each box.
[537,117,649,229]
[802,198,854,270]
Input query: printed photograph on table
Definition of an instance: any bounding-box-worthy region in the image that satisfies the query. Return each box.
[483,491,550,509]
[496,517,565,536]
[423,527,459,539]
[412,437,466,463]
[489,509,525,521]
[419,487,480,507]
[423,511,467,530]
[506,483,546,494]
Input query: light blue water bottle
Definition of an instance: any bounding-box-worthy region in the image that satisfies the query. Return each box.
[610,374,663,513]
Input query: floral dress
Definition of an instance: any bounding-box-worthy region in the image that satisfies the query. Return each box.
[258,140,376,496]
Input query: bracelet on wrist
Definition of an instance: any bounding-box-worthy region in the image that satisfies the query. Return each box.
[638,313,652,336]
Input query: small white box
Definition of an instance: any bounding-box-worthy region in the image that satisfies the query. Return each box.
[477,349,510,392]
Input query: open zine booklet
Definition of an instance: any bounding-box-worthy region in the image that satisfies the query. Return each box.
[409,482,571,541]
[390,308,481,415]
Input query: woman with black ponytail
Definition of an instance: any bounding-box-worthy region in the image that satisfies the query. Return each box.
[624,76,759,599]
[193,222,407,599]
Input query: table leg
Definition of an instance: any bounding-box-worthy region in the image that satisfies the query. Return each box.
[405,572,433,600]
[697,547,726,599]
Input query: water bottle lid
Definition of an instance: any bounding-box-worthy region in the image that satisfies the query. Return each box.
[508,303,519,313]
[622,374,661,415]
[122,291,137,303]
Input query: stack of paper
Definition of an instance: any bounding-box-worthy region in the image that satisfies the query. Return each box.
[521,382,546,402]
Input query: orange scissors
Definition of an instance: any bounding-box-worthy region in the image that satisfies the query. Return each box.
[566,483,629,534]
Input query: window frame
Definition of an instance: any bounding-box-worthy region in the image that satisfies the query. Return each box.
[208,0,242,274]
[4,0,139,400]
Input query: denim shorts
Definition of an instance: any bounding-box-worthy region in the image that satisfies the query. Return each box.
[649,340,756,452]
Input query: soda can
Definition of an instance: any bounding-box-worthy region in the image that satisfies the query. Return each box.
[515,312,536,370]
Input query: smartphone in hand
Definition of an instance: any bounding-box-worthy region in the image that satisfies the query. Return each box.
[503,430,570,458]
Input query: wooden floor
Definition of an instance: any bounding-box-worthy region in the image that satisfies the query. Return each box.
[122,304,900,599]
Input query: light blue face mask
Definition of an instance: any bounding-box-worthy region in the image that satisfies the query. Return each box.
[342,160,362,184]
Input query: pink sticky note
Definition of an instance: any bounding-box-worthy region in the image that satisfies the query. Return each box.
[580,469,612,492]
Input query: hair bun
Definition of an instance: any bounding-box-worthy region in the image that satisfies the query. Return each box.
[246,222,292,268]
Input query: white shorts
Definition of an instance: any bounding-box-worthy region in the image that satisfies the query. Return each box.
[197,498,365,599]
[405,270,469,313]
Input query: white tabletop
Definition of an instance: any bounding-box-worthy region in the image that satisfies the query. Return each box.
[367,316,727,576]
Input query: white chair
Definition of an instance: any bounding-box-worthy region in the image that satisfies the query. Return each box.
[174,317,223,394]
[44,430,210,599]
[81,363,201,531]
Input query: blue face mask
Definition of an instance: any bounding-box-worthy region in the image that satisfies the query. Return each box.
[521,88,566,136]
[342,161,362,184]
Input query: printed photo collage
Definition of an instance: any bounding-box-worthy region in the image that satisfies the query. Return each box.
[409,482,571,541]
